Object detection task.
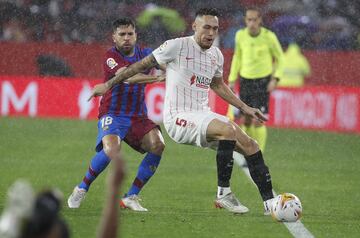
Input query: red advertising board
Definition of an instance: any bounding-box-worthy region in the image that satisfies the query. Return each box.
[1,76,359,134]
[269,86,360,133]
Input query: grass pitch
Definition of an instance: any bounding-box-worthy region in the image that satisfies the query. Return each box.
[0,117,359,238]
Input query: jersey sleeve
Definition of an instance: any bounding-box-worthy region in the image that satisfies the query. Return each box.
[103,51,129,79]
[142,47,153,57]
[228,30,242,83]
[152,38,181,65]
[214,48,224,78]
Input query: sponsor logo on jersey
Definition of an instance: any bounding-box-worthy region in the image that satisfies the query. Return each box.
[175,118,196,128]
[190,74,211,89]
[106,58,118,69]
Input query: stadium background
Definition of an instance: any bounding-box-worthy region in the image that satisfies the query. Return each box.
[0,1,360,238]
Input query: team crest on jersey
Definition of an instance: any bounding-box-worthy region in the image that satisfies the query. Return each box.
[106,58,118,69]
[190,74,211,89]
[211,58,217,66]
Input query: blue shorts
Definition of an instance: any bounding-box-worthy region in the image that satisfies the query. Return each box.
[95,114,159,153]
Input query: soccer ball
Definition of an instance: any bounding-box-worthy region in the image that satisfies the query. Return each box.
[271,193,302,222]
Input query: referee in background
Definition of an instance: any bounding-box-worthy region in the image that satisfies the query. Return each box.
[228,7,283,152]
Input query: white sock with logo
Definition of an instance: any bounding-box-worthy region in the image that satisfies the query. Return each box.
[217,186,231,198]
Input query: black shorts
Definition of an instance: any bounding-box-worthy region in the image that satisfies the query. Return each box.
[239,76,271,114]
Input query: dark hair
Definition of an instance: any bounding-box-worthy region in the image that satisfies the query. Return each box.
[112,18,136,32]
[195,8,219,18]
[22,190,69,238]
[245,6,262,17]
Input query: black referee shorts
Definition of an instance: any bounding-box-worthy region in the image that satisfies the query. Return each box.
[239,75,271,114]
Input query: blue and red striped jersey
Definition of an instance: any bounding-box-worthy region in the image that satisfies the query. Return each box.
[98,45,152,119]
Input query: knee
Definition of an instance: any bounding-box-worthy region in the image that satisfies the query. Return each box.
[221,124,237,140]
[103,143,121,159]
[243,137,259,156]
[148,140,165,155]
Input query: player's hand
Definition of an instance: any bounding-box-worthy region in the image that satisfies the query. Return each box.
[88,83,110,101]
[156,75,166,82]
[242,106,268,123]
[267,77,278,92]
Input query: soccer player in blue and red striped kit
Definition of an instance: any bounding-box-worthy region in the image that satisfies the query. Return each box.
[68,18,165,211]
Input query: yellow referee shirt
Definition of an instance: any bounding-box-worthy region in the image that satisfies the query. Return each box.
[228,27,283,82]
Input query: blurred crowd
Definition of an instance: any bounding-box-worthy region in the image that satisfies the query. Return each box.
[0,0,359,50]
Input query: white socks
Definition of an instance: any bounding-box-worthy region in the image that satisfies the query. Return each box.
[217,186,231,198]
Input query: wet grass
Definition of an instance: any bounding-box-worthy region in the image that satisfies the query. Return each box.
[1,117,359,238]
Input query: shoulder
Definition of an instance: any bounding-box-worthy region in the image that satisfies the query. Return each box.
[104,47,118,57]
[235,29,243,37]
[261,27,278,39]
[166,37,186,46]
[103,47,125,70]
[104,47,122,62]
[137,45,153,56]
[235,28,247,41]
[211,46,224,62]
[157,37,184,52]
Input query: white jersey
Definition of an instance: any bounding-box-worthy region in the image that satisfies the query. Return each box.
[152,36,224,122]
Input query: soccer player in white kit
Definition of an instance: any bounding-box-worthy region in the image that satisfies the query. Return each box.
[89,8,275,215]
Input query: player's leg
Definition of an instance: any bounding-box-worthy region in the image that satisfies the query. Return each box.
[253,118,267,152]
[238,78,254,137]
[68,135,121,208]
[68,115,124,208]
[241,114,255,139]
[229,120,274,214]
[121,119,164,211]
[163,112,248,213]
[251,77,270,151]
[128,127,164,195]
[206,119,249,214]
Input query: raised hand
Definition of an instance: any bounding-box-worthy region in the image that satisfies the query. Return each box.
[241,106,268,123]
[87,83,110,101]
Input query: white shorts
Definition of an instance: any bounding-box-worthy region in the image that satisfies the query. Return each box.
[164,111,229,149]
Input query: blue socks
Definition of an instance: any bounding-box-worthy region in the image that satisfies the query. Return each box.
[79,150,111,191]
[127,152,161,196]
[78,151,161,195]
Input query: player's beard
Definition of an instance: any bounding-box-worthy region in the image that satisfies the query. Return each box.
[120,45,134,56]
[201,41,212,49]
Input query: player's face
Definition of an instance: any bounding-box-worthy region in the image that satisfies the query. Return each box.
[112,25,137,55]
[245,10,262,36]
[193,15,219,49]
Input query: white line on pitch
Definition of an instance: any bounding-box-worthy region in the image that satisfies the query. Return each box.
[233,152,315,238]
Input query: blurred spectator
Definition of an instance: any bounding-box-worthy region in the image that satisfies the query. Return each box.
[277,43,311,87]
[0,0,359,50]
[0,180,69,238]
[271,15,318,49]
[136,4,186,48]
[0,152,125,238]
[37,54,73,77]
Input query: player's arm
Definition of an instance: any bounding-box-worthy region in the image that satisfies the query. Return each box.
[210,76,267,122]
[269,33,284,81]
[88,54,158,100]
[267,33,284,92]
[114,66,164,84]
[228,31,242,89]
[107,54,158,87]
[125,73,165,84]
[97,156,125,238]
[157,64,167,71]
